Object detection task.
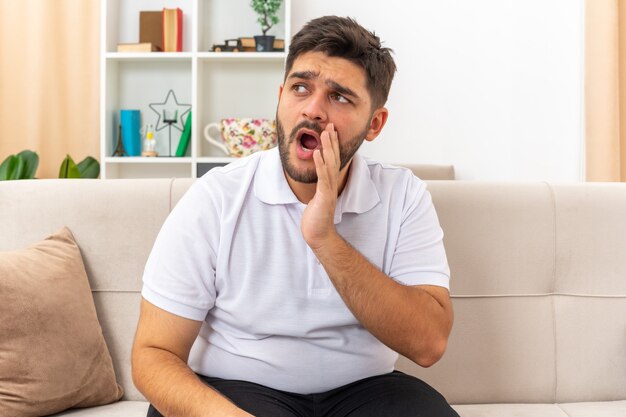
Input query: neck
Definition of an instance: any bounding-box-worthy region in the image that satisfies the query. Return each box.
[286,161,353,204]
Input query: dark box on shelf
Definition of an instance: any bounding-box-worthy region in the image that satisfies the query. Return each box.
[197,162,229,177]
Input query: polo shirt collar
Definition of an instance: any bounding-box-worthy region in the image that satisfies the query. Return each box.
[254,148,381,220]
[335,151,380,220]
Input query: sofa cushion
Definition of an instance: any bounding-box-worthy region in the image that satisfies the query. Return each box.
[452,401,626,417]
[0,227,124,417]
[49,401,149,417]
[451,403,569,416]
[558,400,626,416]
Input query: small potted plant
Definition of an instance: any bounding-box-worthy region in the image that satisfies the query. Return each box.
[250,0,282,52]
[0,150,100,180]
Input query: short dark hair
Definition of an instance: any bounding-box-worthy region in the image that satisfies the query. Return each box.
[285,16,397,110]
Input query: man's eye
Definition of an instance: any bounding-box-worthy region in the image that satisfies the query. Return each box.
[293,84,308,94]
[331,93,350,103]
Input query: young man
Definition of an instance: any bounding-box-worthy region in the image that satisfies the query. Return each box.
[132,16,459,417]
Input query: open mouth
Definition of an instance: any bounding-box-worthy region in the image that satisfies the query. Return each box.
[297,129,321,152]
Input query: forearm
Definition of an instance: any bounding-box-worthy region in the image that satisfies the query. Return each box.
[312,232,453,367]
[132,347,252,417]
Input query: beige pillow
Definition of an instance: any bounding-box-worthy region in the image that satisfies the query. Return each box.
[0,227,123,417]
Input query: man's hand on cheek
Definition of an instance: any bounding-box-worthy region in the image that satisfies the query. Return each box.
[301,123,341,250]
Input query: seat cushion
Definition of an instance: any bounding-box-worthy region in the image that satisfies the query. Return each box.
[452,403,569,416]
[50,401,149,416]
[558,400,626,416]
[452,401,626,417]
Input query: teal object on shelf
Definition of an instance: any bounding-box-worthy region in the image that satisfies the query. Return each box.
[120,110,141,156]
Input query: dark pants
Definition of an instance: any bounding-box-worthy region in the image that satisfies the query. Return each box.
[147,371,459,417]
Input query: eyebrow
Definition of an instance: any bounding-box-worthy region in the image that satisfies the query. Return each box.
[326,80,360,101]
[288,71,361,101]
[289,70,319,81]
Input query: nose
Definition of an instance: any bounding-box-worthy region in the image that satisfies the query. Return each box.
[301,91,328,122]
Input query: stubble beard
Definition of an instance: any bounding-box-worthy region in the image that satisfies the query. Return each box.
[276,116,370,184]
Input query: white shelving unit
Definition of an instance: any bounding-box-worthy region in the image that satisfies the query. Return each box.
[100,0,291,178]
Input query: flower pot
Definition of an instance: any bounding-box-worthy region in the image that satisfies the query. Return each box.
[254,35,275,52]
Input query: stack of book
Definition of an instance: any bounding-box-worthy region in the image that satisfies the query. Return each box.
[116,8,182,53]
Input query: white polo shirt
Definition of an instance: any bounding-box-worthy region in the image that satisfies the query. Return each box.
[141,147,449,394]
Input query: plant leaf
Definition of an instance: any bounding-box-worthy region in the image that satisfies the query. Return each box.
[59,155,81,178]
[17,150,39,179]
[13,156,26,179]
[76,156,100,178]
[0,155,15,180]
[0,155,20,180]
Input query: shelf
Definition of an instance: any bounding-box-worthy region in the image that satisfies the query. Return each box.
[101,0,291,179]
[105,52,285,62]
[105,157,192,164]
[196,156,236,164]
[198,0,288,53]
[103,59,192,161]
[103,0,194,53]
[197,52,287,60]
[106,52,194,61]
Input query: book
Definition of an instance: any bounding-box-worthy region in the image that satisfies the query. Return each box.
[273,39,285,51]
[117,42,159,52]
[239,37,255,48]
[238,37,256,52]
[175,111,192,157]
[162,8,183,52]
[140,11,163,52]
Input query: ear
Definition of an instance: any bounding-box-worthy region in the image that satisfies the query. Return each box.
[278,84,284,100]
[364,107,389,142]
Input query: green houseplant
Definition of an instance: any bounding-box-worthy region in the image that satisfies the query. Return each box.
[59,155,100,179]
[250,0,282,52]
[0,150,39,180]
[0,151,100,180]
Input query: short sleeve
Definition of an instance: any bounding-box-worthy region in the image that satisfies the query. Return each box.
[389,178,450,288]
[141,180,220,321]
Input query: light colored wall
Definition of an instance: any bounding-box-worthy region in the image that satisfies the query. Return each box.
[292,0,585,181]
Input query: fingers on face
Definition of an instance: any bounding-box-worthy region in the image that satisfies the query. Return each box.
[322,123,339,170]
[314,124,340,189]
[313,149,328,183]
[326,123,339,166]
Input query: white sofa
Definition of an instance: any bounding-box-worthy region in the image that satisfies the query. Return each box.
[1,178,625,417]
